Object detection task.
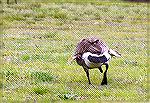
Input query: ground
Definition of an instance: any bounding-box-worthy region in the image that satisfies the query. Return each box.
[1,0,149,102]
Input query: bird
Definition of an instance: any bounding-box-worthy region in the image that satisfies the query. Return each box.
[71,37,121,85]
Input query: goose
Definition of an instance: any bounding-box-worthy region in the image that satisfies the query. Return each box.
[71,37,121,85]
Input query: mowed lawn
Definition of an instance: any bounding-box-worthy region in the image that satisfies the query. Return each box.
[1,0,149,102]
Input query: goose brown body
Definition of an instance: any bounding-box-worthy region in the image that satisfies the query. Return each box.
[73,37,121,85]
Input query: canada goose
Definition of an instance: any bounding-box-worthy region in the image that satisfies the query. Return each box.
[72,37,121,85]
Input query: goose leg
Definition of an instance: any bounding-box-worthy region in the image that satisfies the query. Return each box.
[98,66,103,73]
[83,67,91,84]
[101,63,109,85]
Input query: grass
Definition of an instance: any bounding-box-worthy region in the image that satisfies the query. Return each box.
[1,0,149,103]
[33,86,49,95]
[31,71,53,82]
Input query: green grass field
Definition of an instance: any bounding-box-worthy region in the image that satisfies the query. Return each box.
[1,0,149,102]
